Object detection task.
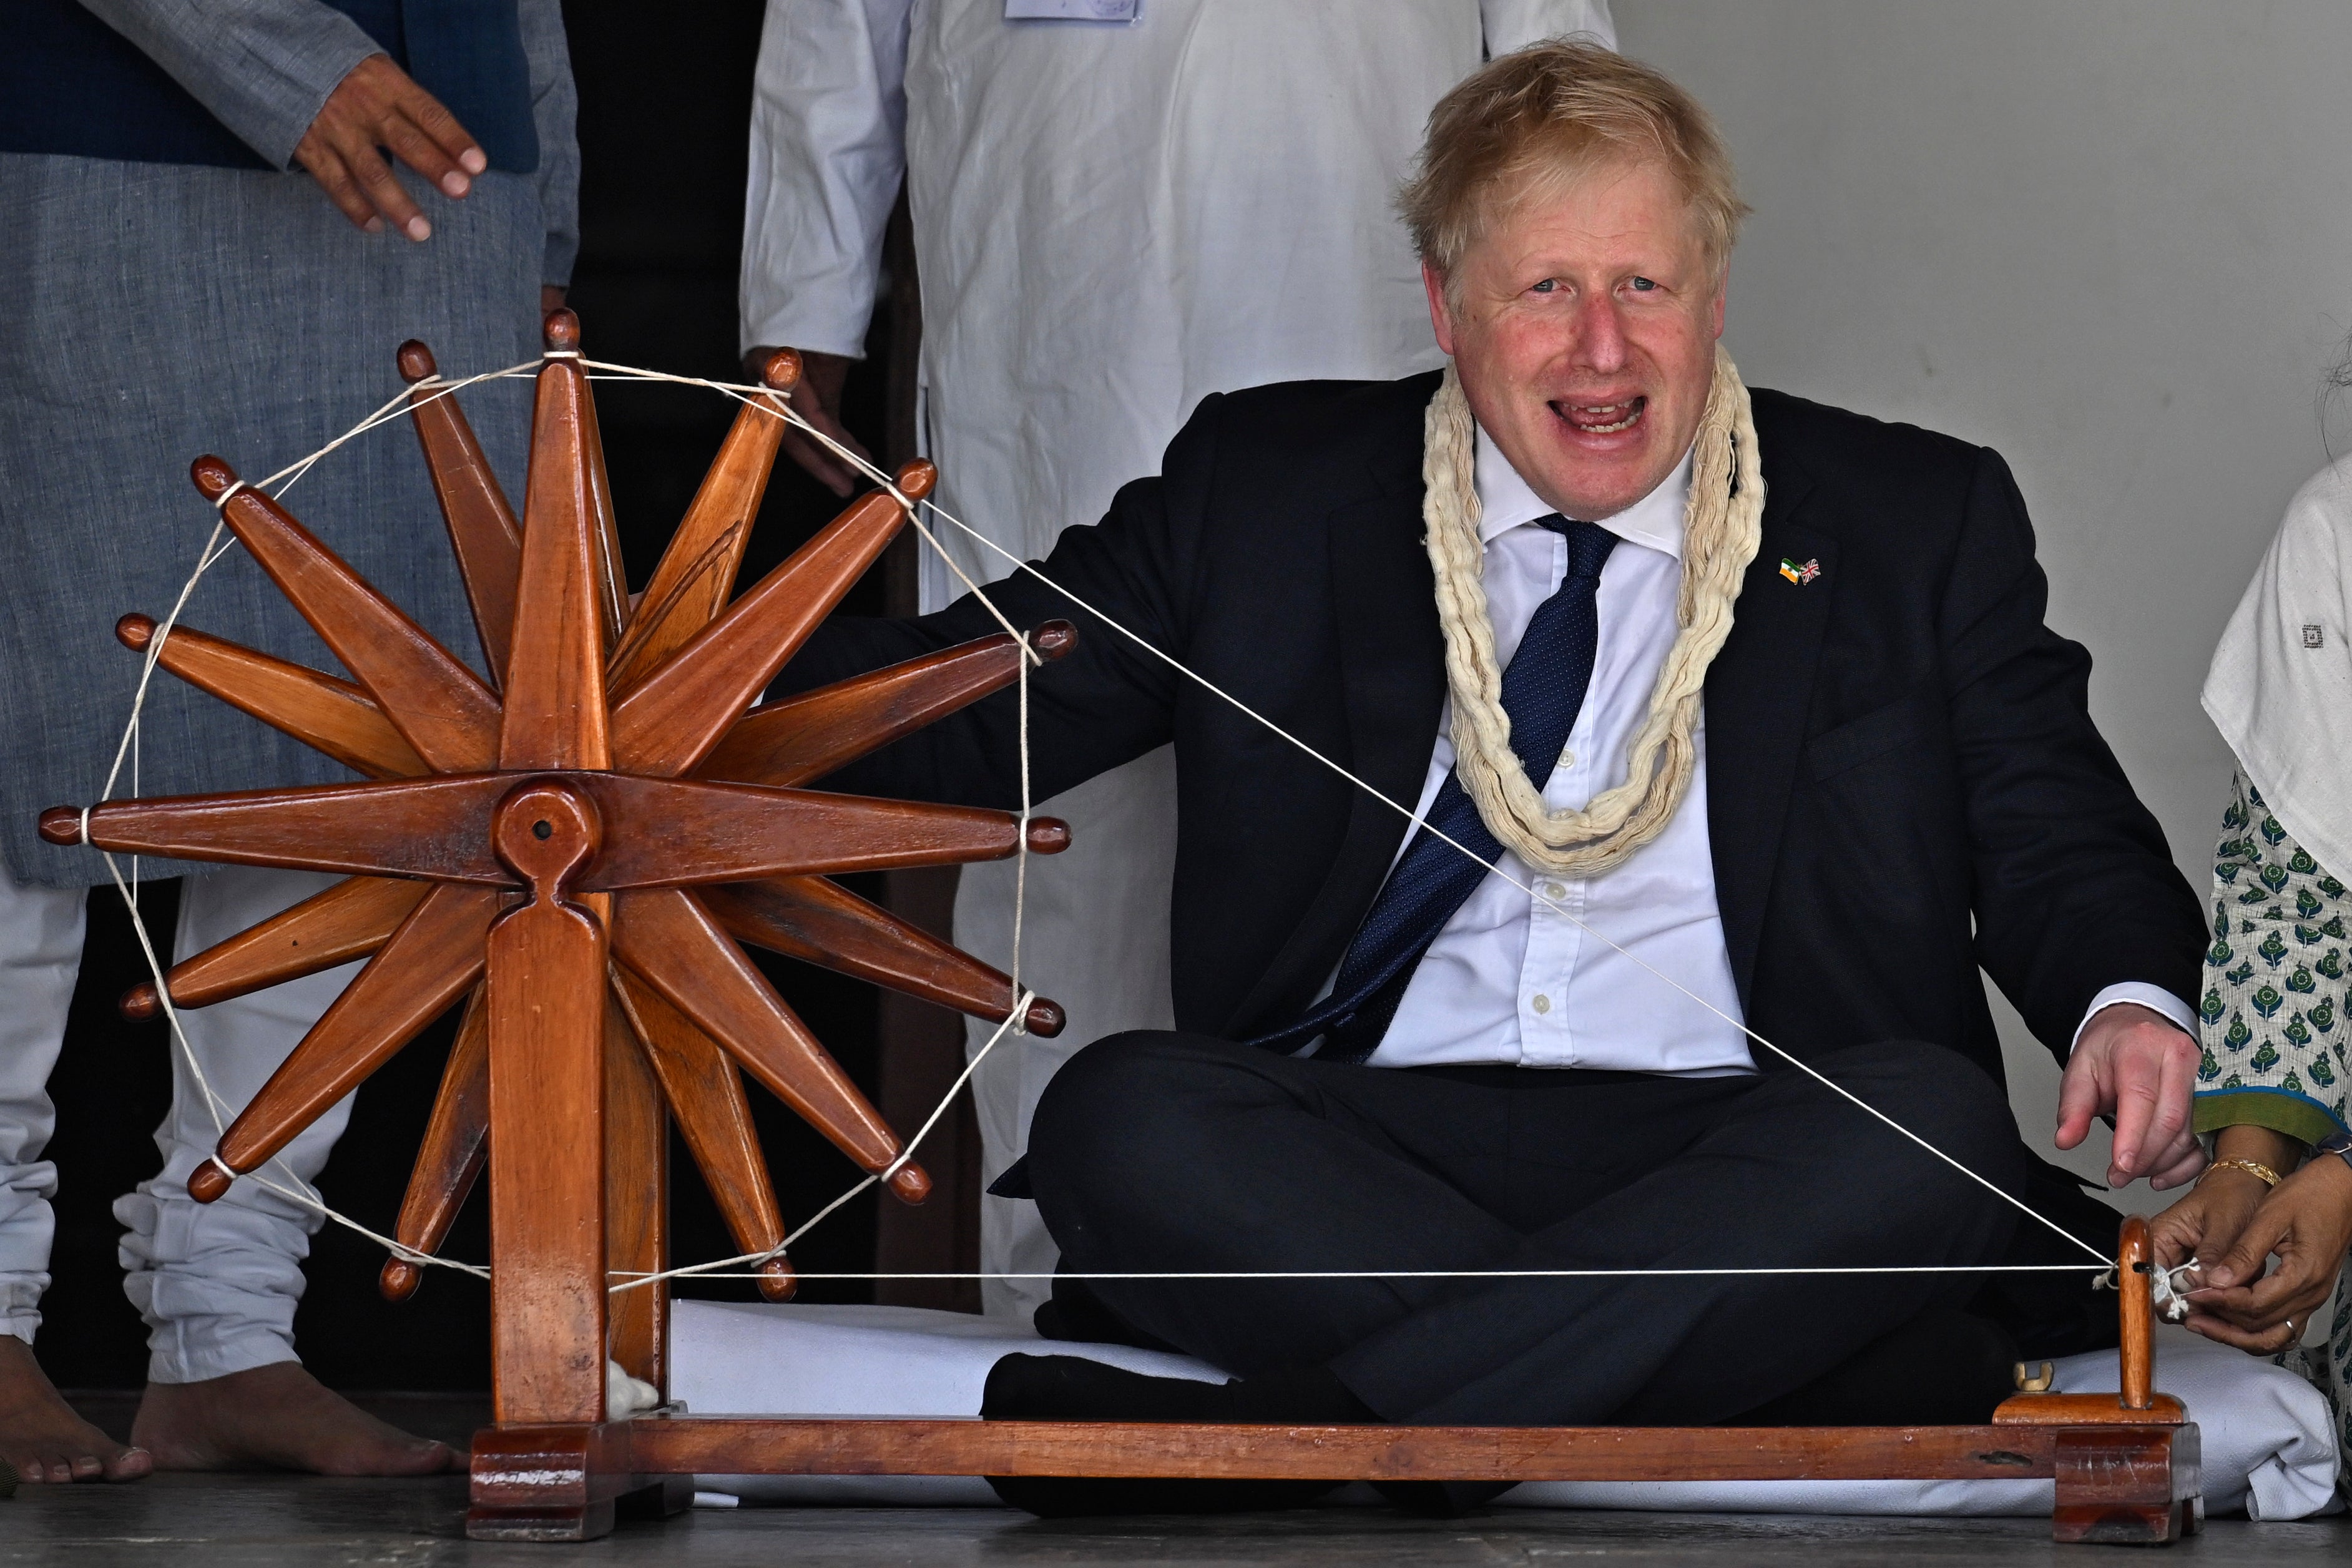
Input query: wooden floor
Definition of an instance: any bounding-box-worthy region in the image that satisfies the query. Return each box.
[0,1474,2345,1567]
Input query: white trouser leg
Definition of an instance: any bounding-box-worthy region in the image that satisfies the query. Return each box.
[114,866,365,1384]
[0,860,88,1346]
[952,746,1179,1321]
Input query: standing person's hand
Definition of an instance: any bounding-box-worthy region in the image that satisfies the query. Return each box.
[294,54,488,242]
[746,347,870,496]
[2054,1003,2205,1188]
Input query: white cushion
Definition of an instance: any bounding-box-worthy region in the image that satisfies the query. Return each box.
[669,1301,2341,1517]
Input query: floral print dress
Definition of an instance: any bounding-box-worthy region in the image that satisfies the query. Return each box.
[2201,768,2351,1479]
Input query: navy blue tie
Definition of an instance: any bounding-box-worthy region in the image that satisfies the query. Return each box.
[1250,516,1617,1063]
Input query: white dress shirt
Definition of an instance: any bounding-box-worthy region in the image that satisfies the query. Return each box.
[1363,431,2197,1072]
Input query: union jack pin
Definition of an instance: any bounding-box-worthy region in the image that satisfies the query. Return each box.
[1778,557,1821,586]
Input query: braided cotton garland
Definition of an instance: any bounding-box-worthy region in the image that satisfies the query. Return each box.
[1421,346,1763,876]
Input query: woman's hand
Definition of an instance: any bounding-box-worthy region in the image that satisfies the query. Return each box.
[2150,1165,2270,1275]
[2180,1154,2352,1355]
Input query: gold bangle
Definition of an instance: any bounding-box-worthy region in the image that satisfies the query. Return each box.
[2200,1157,2283,1188]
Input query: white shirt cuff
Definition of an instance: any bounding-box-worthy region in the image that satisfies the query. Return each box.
[2069,982,2198,1057]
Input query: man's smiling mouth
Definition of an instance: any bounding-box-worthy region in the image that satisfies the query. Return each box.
[1554,396,1647,435]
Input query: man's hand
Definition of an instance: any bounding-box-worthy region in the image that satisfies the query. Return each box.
[747,347,870,496]
[294,54,487,242]
[2180,1154,2352,1355]
[2054,1002,2203,1188]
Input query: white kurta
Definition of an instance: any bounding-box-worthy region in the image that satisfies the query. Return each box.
[742,0,1615,1318]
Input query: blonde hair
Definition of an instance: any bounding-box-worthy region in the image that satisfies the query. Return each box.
[1401,40,1748,290]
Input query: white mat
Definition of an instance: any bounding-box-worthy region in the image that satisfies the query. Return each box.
[670,1301,2342,1518]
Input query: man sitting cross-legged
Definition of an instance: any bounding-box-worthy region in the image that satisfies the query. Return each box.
[778,41,2210,1516]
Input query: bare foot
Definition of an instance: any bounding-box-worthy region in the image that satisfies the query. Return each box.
[132,1361,461,1475]
[0,1334,152,1483]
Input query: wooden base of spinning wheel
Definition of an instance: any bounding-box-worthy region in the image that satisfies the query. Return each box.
[447,1217,2195,1544]
[45,315,2196,1546]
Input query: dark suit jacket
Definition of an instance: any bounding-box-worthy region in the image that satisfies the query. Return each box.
[783,373,2206,1090]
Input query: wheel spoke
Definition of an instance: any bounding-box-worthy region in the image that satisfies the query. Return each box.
[119,616,426,780]
[190,457,500,772]
[120,875,426,1020]
[208,883,498,1182]
[609,463,933,778]
[703,876,1062,1036]
[696,621,1075,788]
[575,775,1069,889]
[607,352,799,693]
[501,316,612,772]
[401,341,524,687]
[610,965,794,1299]
[54,775,516,883]
[379,985,490,1301]
[611,887,927,1201]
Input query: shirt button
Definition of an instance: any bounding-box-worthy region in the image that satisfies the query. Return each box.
[1541,882,1566,901]
[1531,994,1552,1014]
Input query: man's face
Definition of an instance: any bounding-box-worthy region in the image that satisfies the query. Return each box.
[1426,157,1725,522]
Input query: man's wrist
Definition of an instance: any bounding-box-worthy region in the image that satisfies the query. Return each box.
[2069,982,2196,1057]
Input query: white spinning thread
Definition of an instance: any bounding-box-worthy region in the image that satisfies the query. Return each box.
[768,394,2119,1272]
[94,353,2119,1299]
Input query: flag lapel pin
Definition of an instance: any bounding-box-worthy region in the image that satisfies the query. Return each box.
[1778,557,1821,586]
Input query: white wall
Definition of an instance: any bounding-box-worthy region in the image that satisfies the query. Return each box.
[1614,2,2352,1198]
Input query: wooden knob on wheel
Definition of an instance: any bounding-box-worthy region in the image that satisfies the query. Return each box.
[396,340,438,384]
[543,308,581,352]
[886,1161,931,1205]
[1031,620,1078,660]
[1026,818,1071,855]
[37,807,84,846]
[757,1257,798,1302]
[116,614,157,652]
[758,349,802,393]
[189,1159,234,1203]
[380,1257,423,1301]
[894,460,937,501]
[189,454,240,501]
[1024,996,1066,1037]
[120,982,160,1021]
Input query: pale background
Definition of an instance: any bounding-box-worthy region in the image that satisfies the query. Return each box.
[1615,2,2352,1203]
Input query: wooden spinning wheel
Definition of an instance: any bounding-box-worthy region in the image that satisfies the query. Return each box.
[42,306,1069,1386]
[41,315,2204,1546]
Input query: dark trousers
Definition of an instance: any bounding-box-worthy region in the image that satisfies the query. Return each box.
[1024,1032,2029,1426]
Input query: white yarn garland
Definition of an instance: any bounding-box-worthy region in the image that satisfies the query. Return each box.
[1421,346,1764,876]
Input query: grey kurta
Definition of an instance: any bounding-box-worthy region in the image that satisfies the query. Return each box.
[0,0,578,887]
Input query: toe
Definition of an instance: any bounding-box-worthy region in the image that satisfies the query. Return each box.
[103,1446,153,1482]
[69,1453,102,1480]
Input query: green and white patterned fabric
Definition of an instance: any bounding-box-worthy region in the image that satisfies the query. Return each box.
[2200,771,2352,1144]
[2202,767,2352,1483]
